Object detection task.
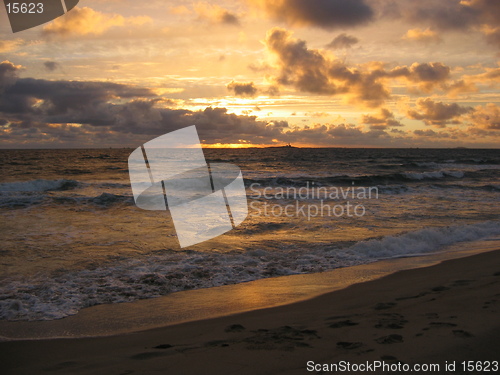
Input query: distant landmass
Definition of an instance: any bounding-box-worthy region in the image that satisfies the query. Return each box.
[266,143,297,149]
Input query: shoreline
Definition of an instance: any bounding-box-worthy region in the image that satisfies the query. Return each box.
[1,248,499,374]
[1,236,499,341]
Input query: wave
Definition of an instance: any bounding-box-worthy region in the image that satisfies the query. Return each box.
[1,220,499,321]
[52,193,133,207]
[244,169,469,187]
[0,179,79,192]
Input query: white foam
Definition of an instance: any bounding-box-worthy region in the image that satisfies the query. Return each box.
[402,170,464,180]
[1,220,499,321]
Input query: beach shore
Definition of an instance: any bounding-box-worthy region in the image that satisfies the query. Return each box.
[1,249,499,375]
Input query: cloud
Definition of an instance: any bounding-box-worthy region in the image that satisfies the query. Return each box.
[195,4,241,26]
[387,62,452,93]
[264,28,389,107]
[467,65,500,83]
[0,61,21,91]
[467,103,500,130]
[407,99,472,127]
[482,26,500,47]
[263,28,454,107]
[43,61,61,72]
[380,0,500,47]
[393,0,481,31]
[227,81,258,97]
[248,0,373,29]
[403,28,442,44]
[0,40,24,53]
[414,129,438,137]
[361,108,403,129]
[1,63,399,147]
[0,63,287,146]
[42,7,151,37]
[325,34,359,49]
[279,123,397,146]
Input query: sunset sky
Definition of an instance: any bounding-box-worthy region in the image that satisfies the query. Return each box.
[1,0,499,148]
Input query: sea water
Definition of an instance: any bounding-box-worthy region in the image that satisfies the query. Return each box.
[0,148,499,321]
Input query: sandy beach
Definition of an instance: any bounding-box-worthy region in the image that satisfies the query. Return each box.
[1,249,499,375]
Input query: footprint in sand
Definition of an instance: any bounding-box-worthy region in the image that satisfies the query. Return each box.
[129,352,170,360]
[374,302,397,310]
[453,329,474,338]
[328,319,359,328]
[431,286,450,292]
[326,314,360,321]
[337,341,363,350]
[429,322,458,328]
[205,340,231,348]
[42,361,79,371]
[483,299,498,309]
[225,324,246,332]
[154,344,173,349]
[422,322,457,331]
[375,334,404,344]
[424,312,439,319]
[244,326,319,351]
[396,292,428,301]
[451,279,474,287]
[374,313,408,329]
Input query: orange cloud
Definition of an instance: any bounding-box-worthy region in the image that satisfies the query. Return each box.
[361,108,403,130]
[194,3,240,26]
[403,28,442,44]
[0,40,24,53]
[467,103,500,130]
[407,99,472,127]
[42,7,151,37]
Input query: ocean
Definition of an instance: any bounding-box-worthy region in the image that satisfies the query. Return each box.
[0,148,499,321]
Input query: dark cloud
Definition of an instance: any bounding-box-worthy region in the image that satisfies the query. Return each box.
[265,28,389,106]
[407,99,472,127]
[1,77,155,117]
[43,61,61,72]
[264,28,454,107]
[218,10,240,26]
[248,0,374,29]
[326,34,359,49]
[361,108,403,129]
[195,4,241,26]
[0,64,289,146]
[412,129,455,139]
[414,129,437,137]
[227,81,258,97]
[1,64,399,147]
[0,61,20,91]
[374,0,500,47]
[396,0,481,31]
[407,62,450,83]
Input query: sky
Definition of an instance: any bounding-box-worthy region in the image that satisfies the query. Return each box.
[0,0,499,148]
